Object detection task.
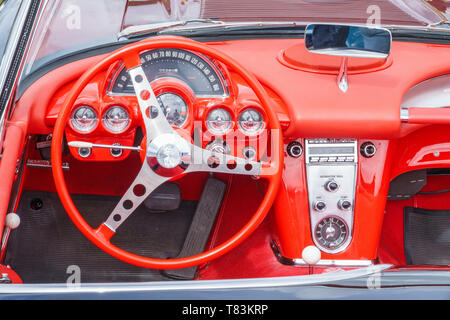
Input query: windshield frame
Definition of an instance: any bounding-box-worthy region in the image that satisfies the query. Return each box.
[0,0,44,155]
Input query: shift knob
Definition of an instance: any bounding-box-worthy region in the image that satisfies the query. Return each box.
[302,245,321,265]
[5,213,20,229]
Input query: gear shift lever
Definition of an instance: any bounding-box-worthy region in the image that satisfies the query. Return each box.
[302,245,321,275]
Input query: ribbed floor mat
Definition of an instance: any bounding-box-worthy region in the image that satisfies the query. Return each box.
[404,207,450,265]
[5,191,197,283]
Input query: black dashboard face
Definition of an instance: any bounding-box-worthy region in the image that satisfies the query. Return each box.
[110,48,226,96]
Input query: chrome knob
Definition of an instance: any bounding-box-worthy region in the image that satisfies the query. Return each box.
[313,201,326,212]
[360,142,376,158]
[325,180,339,192]
[338,199,352,211]
[287,141,303,158]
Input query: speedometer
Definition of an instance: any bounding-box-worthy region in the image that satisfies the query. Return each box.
[110,48,226,97]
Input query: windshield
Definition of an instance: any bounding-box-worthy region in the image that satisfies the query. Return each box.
[22,0,450,78]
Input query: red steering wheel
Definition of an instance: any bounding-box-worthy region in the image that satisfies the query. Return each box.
[51,36,283,269]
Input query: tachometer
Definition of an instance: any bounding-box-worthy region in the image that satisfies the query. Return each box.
[110,48,226,97]
[157,92,189,128]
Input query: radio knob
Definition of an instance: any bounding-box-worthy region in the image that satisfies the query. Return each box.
[338,199,352,211]
[325,180,339,192]
[313,201,326,212]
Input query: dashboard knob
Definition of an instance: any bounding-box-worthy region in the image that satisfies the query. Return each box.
[286,141,303,158]
[325,180,339,192]
[360,142,376,158]
[78,147,91,158]
[338,199,352,211]
[313,201,326,212]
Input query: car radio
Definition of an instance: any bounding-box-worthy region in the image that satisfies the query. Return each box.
[305,139,358,253]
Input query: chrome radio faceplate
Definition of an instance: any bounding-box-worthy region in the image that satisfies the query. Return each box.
[305,139,358,254]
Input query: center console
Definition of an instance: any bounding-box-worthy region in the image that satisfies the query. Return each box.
[273,138,390,265]
[305,139,358,253]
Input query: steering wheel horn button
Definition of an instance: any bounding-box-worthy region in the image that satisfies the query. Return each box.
[147,133,191,176]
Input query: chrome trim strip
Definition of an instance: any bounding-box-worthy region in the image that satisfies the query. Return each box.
[400,108,409,121]
[0,264,392,294]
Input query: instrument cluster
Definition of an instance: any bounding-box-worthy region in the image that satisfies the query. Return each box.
[64,48,268,162]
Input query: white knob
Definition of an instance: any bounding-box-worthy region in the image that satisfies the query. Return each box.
[68,141,93,148]
[302,245,321,265]
[5,213,20,229]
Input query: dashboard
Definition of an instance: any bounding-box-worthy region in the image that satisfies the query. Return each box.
[51,47,277,163]
[17,37,450,262]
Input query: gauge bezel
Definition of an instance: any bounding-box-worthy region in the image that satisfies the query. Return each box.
[237,106,266,136]
[102,105,131,134]
[205,106,235,136]
[69,105,99,134]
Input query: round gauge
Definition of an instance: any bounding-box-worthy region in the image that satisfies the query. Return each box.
[103,106,130,132]
[206,108,233,134]
[314,216,349,251]
[70,106,98,133]
[238,108,264,134]
[156,93,188,128]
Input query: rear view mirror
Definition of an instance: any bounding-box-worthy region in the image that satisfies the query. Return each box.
[305,24,392,59]
[304,24,392,92]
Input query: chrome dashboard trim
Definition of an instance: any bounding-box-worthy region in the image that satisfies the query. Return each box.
[400,108,409,121]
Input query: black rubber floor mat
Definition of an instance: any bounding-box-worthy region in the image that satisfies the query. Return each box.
[404,207,450,265]
[5,191,198,283]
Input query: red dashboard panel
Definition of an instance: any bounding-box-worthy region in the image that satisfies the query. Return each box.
[43,51,279,162]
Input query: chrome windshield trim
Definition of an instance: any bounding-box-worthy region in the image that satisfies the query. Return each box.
[0,264,392,294]
[0,0,44,154]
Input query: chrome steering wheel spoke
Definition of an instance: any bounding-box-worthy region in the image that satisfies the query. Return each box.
[103,162,170,232]
[185,143,261,176]
[127,64,174,142]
